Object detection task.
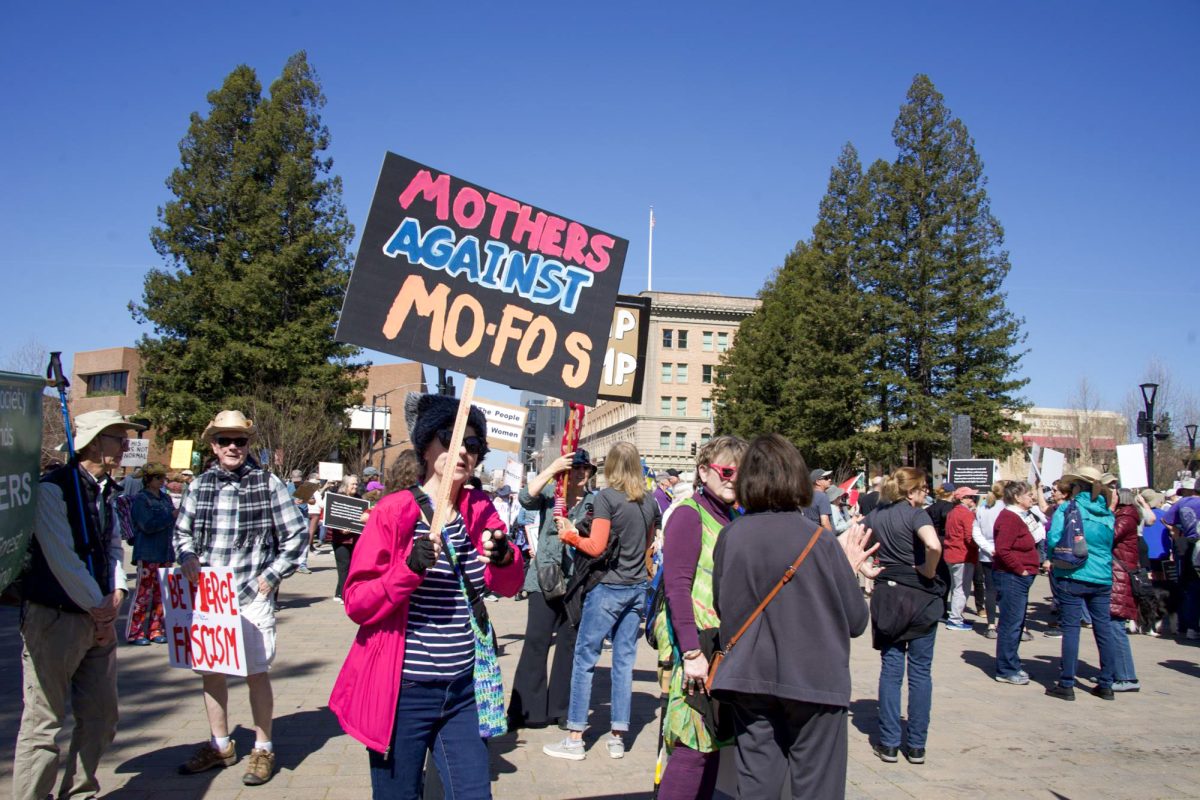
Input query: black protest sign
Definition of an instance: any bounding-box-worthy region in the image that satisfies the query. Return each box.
[337,153,629,405]
[324,493,370,534]
[597,295,651,403]
[948,459,997,491]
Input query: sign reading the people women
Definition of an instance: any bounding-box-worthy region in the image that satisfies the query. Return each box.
[159,566,248,676]
[0,372,43,593]
[336,153,629,405]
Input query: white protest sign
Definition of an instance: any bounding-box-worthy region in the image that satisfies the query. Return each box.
[318,461,344,481]
[158,567,248,677]
[504,457,523,493]
[1041,449,1066,485]
[473,397,529,454]
[1116,443,1149,488]
[121,438,150,468]
[1027,443,1042,485]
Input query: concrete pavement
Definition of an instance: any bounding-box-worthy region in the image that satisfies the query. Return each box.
[0,549,1197,799]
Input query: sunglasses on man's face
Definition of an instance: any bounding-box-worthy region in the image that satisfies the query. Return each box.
[99,433,130,450]
[435,429,485,456]
[215,436,249,448]
[707,463,737,481]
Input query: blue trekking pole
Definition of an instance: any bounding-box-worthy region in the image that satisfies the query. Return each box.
[46,352,96,578]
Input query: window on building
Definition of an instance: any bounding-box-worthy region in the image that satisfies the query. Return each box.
[716,332,729,352]
[701,398,712,418]
[702,331,713,351]
[662,329,673,348]
[661,362,672,383]
[661,396,671,415]
[675,432,687,450]
[677,330,688,349]
[702,365,713,384]
[84,371,129,397]
[660,430,671,449]
[676,363,688,383]
[676,397,687,416]
[701,430,712,444]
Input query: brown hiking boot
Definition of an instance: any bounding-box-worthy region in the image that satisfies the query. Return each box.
[178,741,237,774]
[242,747,276,785]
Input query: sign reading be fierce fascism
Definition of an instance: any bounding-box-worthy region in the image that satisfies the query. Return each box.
[336,154,629,405]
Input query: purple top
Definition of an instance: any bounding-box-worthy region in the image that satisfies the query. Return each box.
[662,487,734,653]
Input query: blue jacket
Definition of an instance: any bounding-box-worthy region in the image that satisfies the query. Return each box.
[1046,492,1114,586]
[131,488,176,564]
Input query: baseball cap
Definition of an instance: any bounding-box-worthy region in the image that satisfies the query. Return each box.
[810,468,832,481]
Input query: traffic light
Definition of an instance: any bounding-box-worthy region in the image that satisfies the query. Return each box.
[690,442,697,456]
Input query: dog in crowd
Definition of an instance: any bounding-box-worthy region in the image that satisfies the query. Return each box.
[1137,581,1175,636]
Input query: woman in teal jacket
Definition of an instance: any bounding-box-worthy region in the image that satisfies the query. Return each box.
[1044,466,1118,701]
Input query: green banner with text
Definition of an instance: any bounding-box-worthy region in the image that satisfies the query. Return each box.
[0,372,43,592]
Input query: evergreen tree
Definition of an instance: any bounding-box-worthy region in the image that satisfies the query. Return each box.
[862,75,1027,469]
[131,52,361,443]
[716,144,874,472]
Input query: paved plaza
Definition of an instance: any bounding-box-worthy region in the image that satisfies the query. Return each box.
[0,548,1197,799]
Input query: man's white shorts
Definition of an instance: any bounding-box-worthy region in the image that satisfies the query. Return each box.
[240,592,276,675]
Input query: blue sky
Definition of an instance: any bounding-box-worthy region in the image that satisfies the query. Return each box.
[2,2,1196,434]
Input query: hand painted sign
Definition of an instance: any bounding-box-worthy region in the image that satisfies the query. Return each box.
[121,438,149,468]
[159,567,248,676]
[598,295,651,403]
[0,372,42,593]
[336,154,629,404]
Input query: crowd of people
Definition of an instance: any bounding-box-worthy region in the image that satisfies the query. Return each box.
[15,397,1200,799]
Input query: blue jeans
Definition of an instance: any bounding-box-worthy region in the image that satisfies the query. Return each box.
[1180,580,1200,633]
[368,672,490,800]
[994,572,1033,677]
[568,581,647,732]
[877,626,936,749]
[1055,579,1116,689]
[1108,618,1138,682]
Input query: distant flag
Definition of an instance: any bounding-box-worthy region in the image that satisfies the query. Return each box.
[840,472,865,507]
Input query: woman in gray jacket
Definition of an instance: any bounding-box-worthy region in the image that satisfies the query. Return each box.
[711,435,878,800]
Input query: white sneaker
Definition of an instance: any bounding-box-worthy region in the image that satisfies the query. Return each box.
[543,737,585,761]
[1187,630,1199,641]
[606,734,625,759]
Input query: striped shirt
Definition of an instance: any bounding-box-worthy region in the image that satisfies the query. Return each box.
[403,515,486,680]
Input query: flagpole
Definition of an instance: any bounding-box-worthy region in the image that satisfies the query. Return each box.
[647,206,654,291]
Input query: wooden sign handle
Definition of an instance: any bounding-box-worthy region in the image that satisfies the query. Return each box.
[426,376,478,542]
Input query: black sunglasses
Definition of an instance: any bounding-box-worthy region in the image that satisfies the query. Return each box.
[436,429,485,455]
[215,436,249,448]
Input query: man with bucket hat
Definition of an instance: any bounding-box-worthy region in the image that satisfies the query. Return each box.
[14,409,142,800]
[173,410,308,786]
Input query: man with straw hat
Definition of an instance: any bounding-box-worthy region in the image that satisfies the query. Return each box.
[14,409,143,800]
[173,410,308,786]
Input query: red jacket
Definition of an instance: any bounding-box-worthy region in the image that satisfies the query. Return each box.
[943,504,979,565]
[1110,505,1141,622]
[992,508,1040,575]
[328,488,524,752]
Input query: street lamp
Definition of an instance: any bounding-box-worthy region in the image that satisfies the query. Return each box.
[1137,383,1170,487]
[1185,423,1198,472]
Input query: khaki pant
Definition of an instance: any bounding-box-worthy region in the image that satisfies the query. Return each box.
[13,603,118,800]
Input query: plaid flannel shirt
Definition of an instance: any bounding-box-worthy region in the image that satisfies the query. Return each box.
[174,468,308,603]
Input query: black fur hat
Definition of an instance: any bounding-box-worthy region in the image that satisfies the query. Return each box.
[404,393,490,475]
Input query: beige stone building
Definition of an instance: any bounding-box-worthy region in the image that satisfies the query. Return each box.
[349,361,428,471]
[580,290,760,473]
[999,405,1128,480]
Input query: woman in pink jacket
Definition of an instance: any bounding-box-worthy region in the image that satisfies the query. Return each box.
[329,394,524,800]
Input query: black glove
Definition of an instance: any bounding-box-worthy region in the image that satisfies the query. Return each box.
[407,536,438,573]
[486,530,512,565]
